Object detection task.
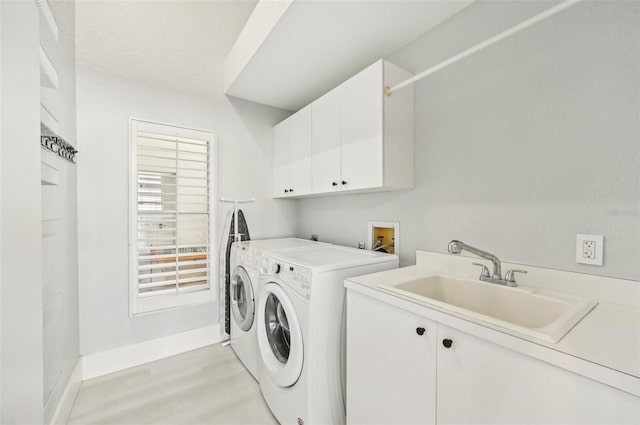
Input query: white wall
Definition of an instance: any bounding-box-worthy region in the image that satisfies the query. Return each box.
[296,0,640,281]
[76,71,294,356]
[0,1,44,423]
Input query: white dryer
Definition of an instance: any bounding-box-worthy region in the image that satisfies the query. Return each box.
[229,243,262,380]
[257,245,399,425]
[229,238,330,381]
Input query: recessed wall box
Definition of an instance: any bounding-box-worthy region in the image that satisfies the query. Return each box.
[368,221,399,255]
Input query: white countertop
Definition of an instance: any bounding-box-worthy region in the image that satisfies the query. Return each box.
[344,251,640,397]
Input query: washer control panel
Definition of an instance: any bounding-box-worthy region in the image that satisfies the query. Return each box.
[262,257,312,299]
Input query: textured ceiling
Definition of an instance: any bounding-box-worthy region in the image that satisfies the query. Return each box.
[76,0,257,99]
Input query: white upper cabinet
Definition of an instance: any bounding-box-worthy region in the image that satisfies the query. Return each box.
[272,105,312,198]
[289,106,312,196]
[272,118,291,198]
[311,89,341,193]
[335,60,383,192]
[274,59,414,199]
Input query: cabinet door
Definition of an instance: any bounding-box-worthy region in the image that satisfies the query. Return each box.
[312,88,341,193]
[272,118,290,198]
[346,291,436,424]
[436,324,640,424]
[340,61,383,191]
[289,105,312,196]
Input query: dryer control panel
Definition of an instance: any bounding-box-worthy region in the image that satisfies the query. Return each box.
[262,257,312,299]
[238,246,262,270]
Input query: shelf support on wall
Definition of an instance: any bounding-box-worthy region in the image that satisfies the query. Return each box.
[384,0,584,97]
[41,123,78,164]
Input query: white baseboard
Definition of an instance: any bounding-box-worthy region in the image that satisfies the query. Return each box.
[49,359,83,425]
[82,324,222,380]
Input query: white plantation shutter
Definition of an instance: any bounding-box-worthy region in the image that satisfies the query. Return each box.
[130,120,216,314]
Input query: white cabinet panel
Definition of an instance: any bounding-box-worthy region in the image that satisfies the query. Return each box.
[340,61,383,191]
[346,291,436,425]
[290,105,312,196]
[436,324,640,425]
[272,119,290,197]
[312,89,342,193]
[273,107,312,197]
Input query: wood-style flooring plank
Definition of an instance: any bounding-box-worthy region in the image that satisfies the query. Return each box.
[68,344,278,425]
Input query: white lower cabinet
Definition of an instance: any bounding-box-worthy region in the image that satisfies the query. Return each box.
[346,291,436,424]
[436,324,640,424]
[346,291,640,425]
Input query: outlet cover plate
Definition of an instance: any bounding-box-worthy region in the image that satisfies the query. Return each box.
[576,234,603,266]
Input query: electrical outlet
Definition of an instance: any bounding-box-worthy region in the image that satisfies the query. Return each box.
[576,234,603,266]
[583,240,596,259]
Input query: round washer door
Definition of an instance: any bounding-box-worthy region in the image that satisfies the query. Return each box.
[257,282,303,387]
[231,266,255,331]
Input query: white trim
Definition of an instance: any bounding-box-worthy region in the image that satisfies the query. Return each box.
[367,220,400,254]
[81,324,222,380]
[49,360,82,425]
[129,116,217,135]
[128,118,218,316]
[129,118,137,315]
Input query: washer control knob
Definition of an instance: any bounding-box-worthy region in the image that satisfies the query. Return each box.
[272,263,281,274]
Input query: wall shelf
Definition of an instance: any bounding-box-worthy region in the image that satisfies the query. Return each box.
[36,0,59,42]
[40,46,59,89]
[41,161,60,186]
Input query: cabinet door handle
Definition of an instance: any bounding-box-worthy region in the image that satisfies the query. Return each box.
[332,182,338,187]
[416,327,426,336]
[289,188,294,193]
[284,189,289,193]
[442,338,453,348]
[341,180,347,185]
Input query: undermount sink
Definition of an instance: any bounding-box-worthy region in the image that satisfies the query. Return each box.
[379,275,597,343]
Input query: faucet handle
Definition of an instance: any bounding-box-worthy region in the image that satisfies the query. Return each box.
[472,262,491,278]
[505,269,528,283]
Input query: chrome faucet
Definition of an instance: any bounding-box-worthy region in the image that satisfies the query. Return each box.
[447,240,526,287]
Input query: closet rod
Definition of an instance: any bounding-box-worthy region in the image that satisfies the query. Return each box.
[384,0,583,97]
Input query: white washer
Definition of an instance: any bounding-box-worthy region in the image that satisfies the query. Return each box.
[257,245,399,425]
[229,238,330,381]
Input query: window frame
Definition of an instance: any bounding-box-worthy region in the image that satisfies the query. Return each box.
[128,118,217,316]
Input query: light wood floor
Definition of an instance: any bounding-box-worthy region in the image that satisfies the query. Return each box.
[68,344,278,425]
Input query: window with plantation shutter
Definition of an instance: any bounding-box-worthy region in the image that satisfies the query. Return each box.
[129,119,216,314]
